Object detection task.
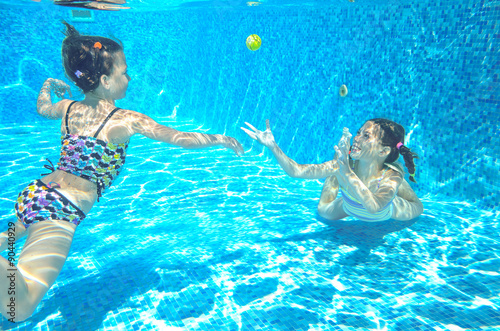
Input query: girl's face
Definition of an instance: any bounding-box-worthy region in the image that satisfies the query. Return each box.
[107,51,130,100]
[349,121,385,161]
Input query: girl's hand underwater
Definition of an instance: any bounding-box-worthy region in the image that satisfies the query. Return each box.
[221,136,245,156]
[334,127,352,176]
[241,119,276,148]
[46,78,73,98]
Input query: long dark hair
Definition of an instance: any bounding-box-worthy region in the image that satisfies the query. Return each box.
[369,118,419,183]
[61,21,123,93]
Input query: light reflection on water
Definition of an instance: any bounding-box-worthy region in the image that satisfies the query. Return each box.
[1,118,499,330]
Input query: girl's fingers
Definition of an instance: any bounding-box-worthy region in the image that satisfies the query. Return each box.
[244,122,259,132]
[334,145,346,162]
[231,139,244,155]
[265,119,271,131]
[241,127,257,140]
[237,144,244,155]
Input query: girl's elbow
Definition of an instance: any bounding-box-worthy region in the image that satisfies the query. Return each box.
[283,168,300,178]
[36,108,46,117]
[287,167,310,179]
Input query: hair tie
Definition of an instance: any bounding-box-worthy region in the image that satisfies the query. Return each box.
[75,70,83,78]
[396,142,403,150]
[94,42,102,49]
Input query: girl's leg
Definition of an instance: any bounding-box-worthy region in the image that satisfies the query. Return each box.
[391,179,424,221]
[391,196,424,221]
[1,220,28,253]
[1,220,76,322]
[317,175,349,223]
[317,198,349,224]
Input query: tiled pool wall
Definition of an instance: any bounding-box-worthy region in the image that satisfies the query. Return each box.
[0,0,498,210]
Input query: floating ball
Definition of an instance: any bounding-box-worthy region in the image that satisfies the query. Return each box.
[246,34,262,51]
[339,84,348,97]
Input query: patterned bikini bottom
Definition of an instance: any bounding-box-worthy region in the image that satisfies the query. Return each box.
[15,179,86,229]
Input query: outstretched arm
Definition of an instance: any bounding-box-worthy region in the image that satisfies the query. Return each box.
[241,120,338,179]
[37,78,73,119]
[130,111,244,155]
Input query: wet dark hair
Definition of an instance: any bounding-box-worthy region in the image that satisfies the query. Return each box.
[368,118,419,183]
[61,21,123,93]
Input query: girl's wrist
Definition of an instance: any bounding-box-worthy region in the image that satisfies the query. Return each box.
[41,79,55,92]
[214,134,226,145]
[342,168,354,179]
[267,140,278,150]
[329,160,339,172]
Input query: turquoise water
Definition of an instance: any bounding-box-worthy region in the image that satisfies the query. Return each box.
[1,0,499,329]
[1,118,499,330]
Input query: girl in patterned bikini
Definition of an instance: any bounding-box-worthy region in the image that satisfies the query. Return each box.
[0,21,243,322]
[242,118,423,224]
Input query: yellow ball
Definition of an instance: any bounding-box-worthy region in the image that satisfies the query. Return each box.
[246,34,262,51]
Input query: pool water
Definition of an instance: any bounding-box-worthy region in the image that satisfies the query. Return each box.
[1,117,499,330]
[1,0,499,330]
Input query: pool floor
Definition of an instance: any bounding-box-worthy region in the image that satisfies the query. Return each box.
[1,118,499,330]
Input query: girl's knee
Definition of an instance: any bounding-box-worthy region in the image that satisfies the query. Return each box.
[317,203,346,221]
[317,205,328,219]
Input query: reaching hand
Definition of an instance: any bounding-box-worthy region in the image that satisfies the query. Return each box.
[333,127,352,176]
[241,119,276,148]
[47,78,73,98]
[222,136,245,156]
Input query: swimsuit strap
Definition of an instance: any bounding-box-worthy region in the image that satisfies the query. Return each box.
[65,101,78,134]
[377,167,388,189]
[93,107,121,138]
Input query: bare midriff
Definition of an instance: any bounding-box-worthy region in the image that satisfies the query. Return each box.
[41,170,97,214]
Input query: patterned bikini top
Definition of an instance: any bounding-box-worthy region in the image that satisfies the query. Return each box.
[55,101,129,199]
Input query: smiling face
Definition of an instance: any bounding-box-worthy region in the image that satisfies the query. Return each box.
[349,121,387,161]
[106,51,130,100]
